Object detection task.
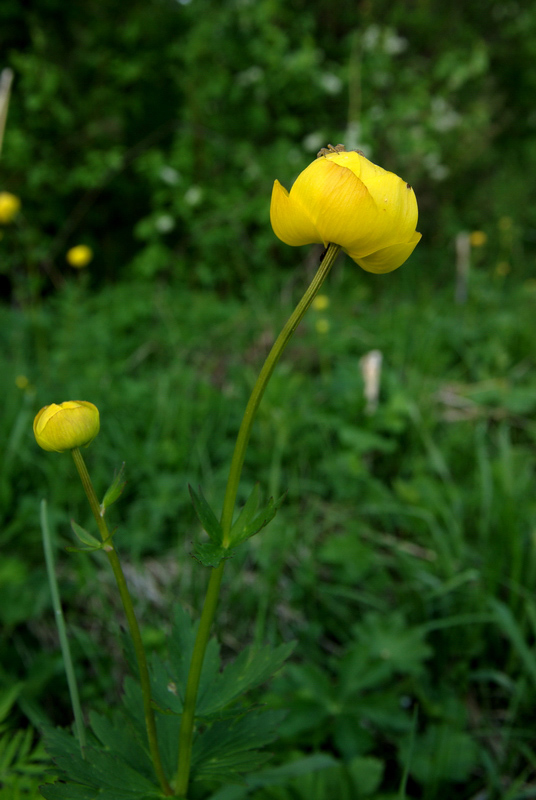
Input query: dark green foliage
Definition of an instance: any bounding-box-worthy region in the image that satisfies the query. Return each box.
[3,271,536,797]
[2,1,536,797]
[40,605,293,796]
[2,0,536,294]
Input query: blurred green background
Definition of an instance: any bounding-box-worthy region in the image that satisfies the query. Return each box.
[2,0,536,798]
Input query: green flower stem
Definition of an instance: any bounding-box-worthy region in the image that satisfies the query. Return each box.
[220,244,341,545]
[71,448,173,797]
[40,498,87,759]
[174,243,341,797]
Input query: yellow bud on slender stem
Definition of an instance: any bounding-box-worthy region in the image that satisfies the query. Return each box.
[70,448,173,796]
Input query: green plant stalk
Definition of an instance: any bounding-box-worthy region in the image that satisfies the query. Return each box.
[40,498,87,759]
[71,447,173,797]
[174,243,341,797]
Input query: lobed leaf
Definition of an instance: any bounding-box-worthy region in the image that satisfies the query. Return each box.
[191,709,286,783]
[42,726,160,798]
[101,462,127,513]
[229,490,286,547]
[193,540,229,568]
[189,484,223,544]
[198,642,295,717]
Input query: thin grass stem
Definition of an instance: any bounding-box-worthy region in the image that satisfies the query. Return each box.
[40,498,87,758]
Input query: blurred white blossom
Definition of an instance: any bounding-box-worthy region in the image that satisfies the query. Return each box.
[236,66,264,87]
[430,97,461,132]
[302,131,325,153]
[184,186,203,206]
[160,166,181,185]
[155,214,175,233]
[318,72,342,95]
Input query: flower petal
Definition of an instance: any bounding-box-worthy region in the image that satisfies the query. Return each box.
[270,180,321,246]
[349,231,422,274]
[289,158,376,249]
[326,152,419,256]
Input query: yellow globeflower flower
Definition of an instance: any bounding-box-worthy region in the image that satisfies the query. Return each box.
[270,145,421,273]
[33,401,100,453]
[0,192,21,224]
[66,244,93,269]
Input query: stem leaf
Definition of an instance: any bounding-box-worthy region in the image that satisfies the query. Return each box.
[229,490,286,547]
[193,541,229,568]
[101,462,127,514]
[189,484,223,544]
[71,520,103,549]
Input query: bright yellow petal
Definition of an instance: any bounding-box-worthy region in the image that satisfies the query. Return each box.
[349,231,422,274]
[270,179,321,246]
[326,152,419,256]
[289,158,376,249]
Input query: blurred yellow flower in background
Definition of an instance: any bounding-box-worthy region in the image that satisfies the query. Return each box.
[315,318,330,334]
[469,231,487,247]
[15,375,29,389]
[0,191,21,224]
[498,216,513,231]
[270,146,421,273]
[66,244,93,268]
[312,294,330,311]
[33,400,100,452]
[495,261,511,276]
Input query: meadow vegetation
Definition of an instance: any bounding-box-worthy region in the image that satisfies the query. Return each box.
[2,1,536,798]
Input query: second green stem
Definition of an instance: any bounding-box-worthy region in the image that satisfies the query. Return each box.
[71,447,173,797]
[174,243,341,797]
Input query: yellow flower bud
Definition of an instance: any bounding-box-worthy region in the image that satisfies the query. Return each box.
[270,146,421,273]
[0,192,21,224]
[33,401,100,453]
[66,245,93,269]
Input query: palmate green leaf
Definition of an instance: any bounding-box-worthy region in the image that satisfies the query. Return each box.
[101,462,127,514]
[41,787,163,800]
[145,608,293,722]
[191,709,286,783]
[151,605,221,716]
[41,725,162,799]
[197,643,295,717]
[40,784,97,800]
[189,484,223,544]
[229,487,286,547]
[88,710,153,777]
[207,754,339,799]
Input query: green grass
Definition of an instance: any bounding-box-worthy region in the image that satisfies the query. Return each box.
[2,254,536,798]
